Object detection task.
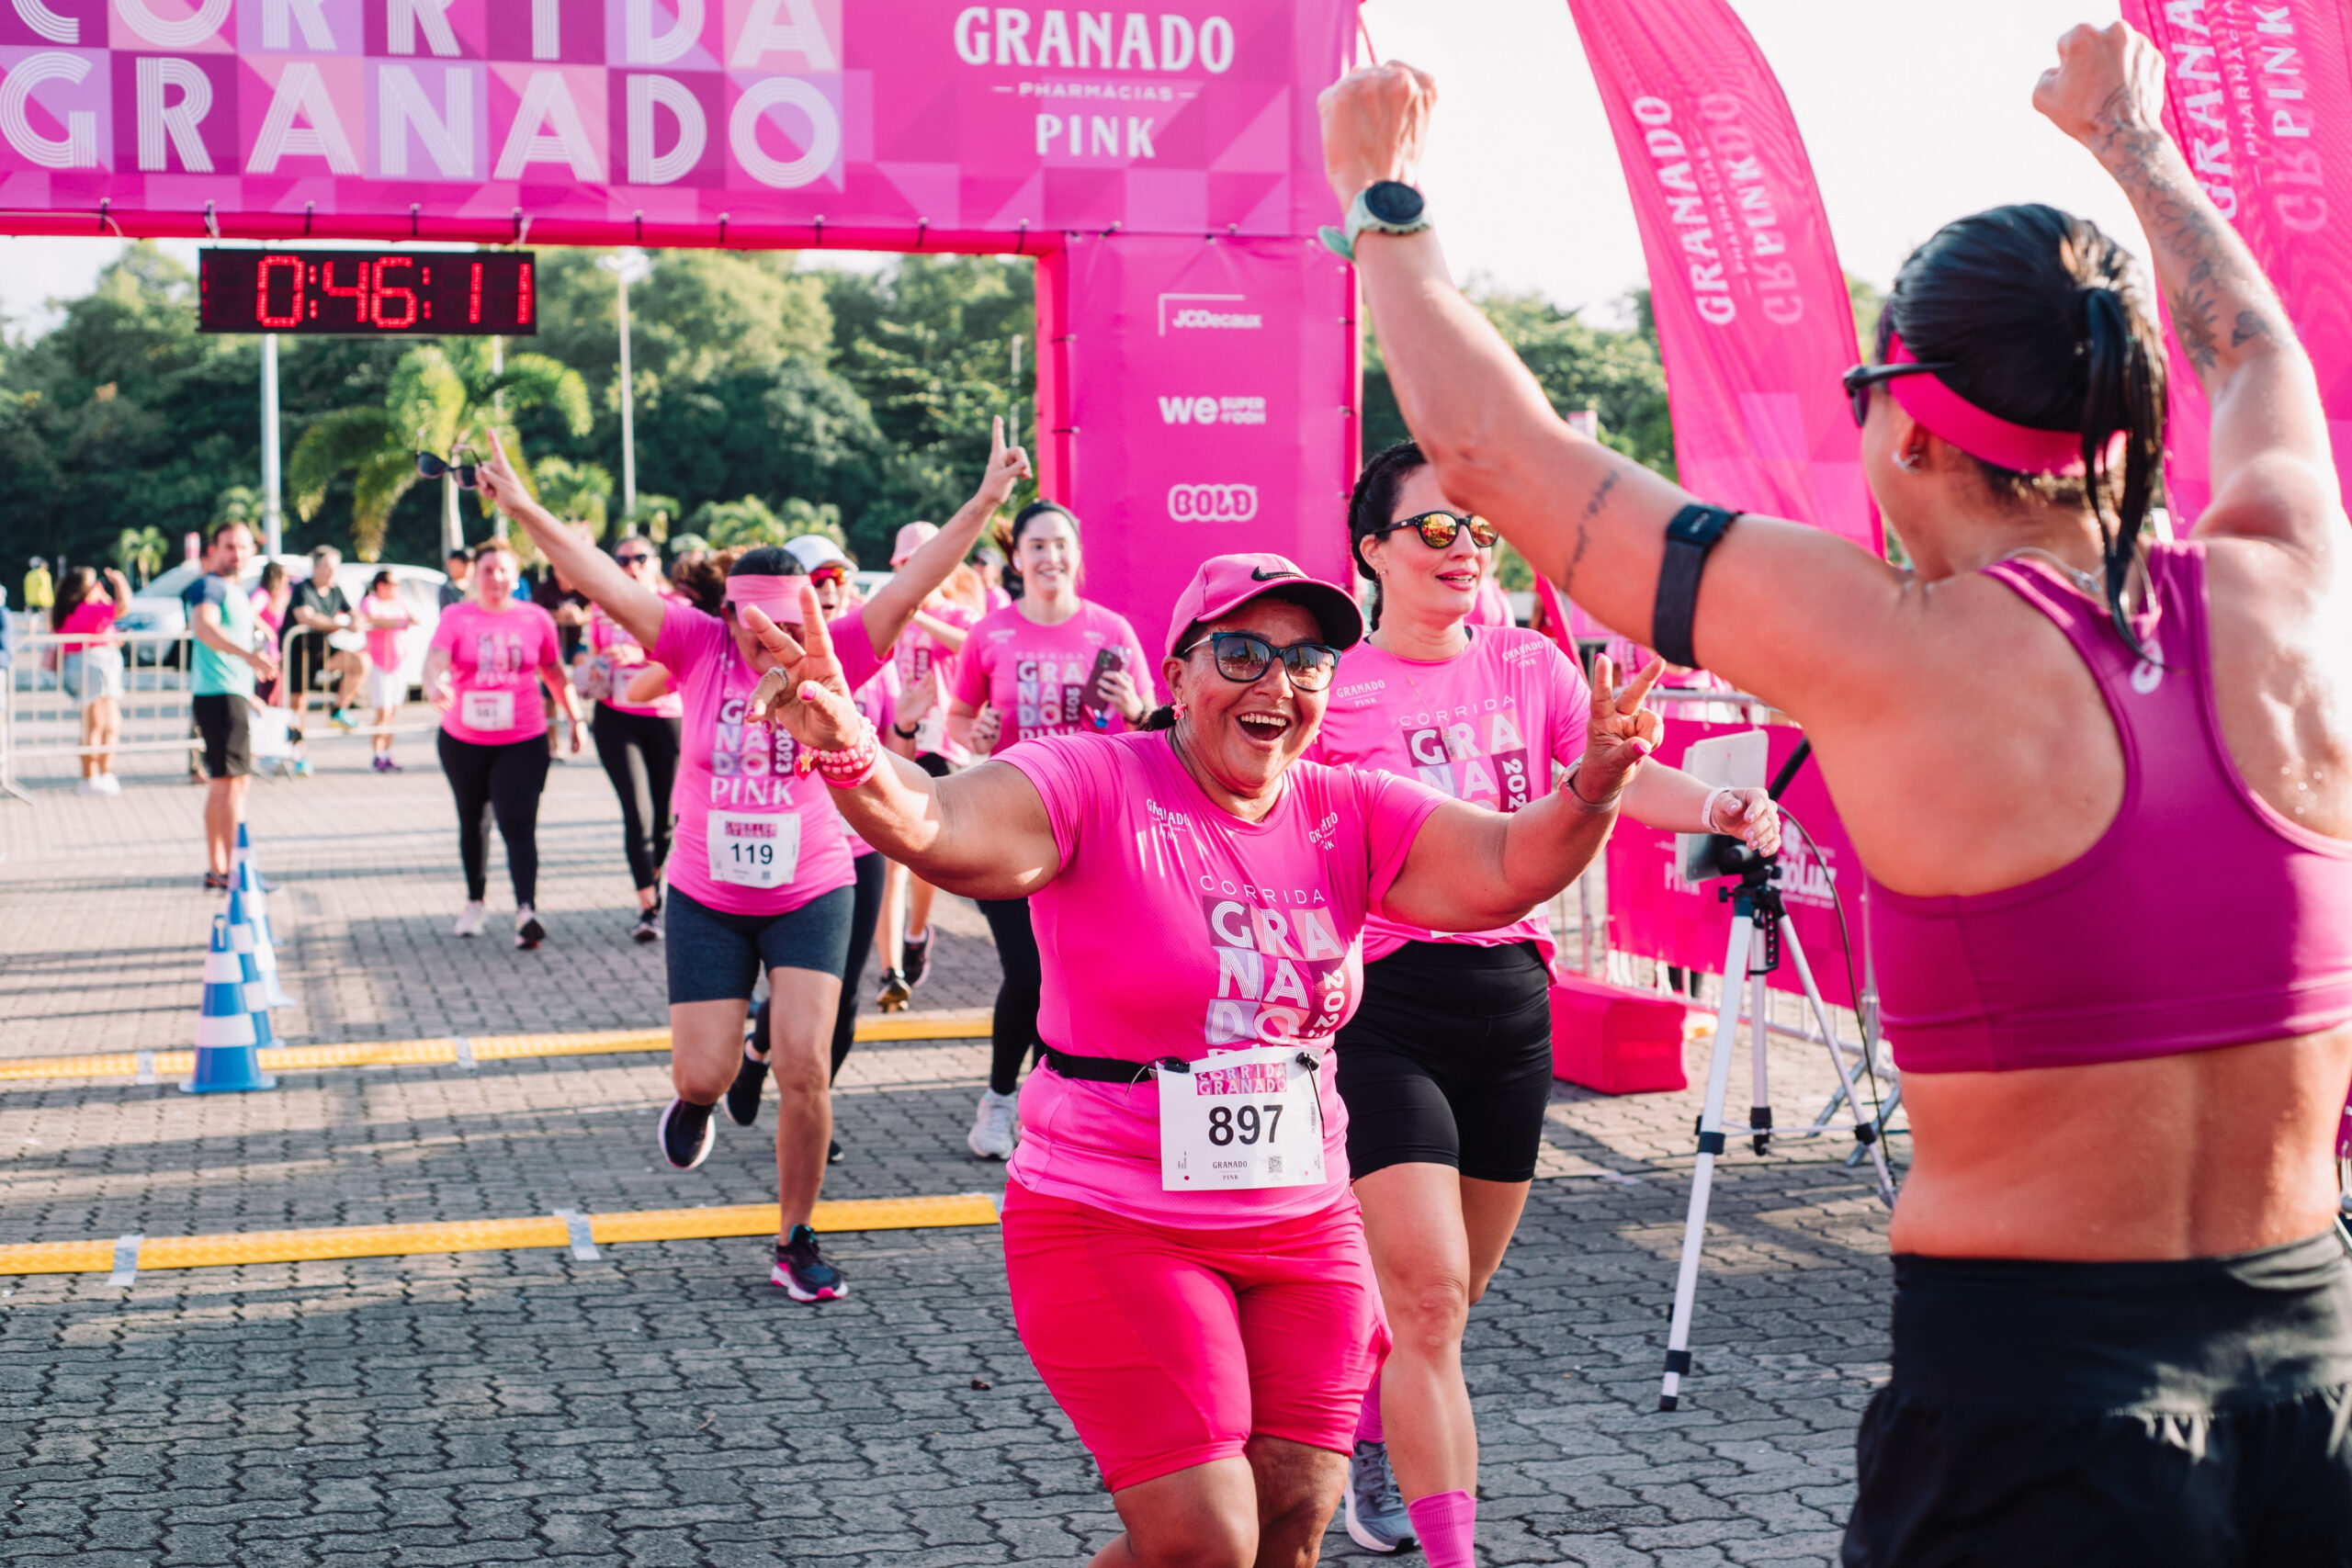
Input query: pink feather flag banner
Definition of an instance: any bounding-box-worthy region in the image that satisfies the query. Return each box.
[1562,0,1878,560]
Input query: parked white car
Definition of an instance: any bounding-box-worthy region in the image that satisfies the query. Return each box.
[117,556,448,696]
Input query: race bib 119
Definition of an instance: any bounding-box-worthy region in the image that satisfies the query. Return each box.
[708,810,801,890]
[1158,1044,1326,1191]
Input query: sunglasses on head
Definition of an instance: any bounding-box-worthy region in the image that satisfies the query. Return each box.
[1839,361,1951,428]
[415,451,478,489]
[1369,510,1498,550]
[1179,630,1340,693]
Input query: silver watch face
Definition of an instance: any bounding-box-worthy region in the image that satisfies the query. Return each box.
[1363,181,1424,226]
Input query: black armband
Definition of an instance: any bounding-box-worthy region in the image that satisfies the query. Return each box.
[1650,503,1740,670]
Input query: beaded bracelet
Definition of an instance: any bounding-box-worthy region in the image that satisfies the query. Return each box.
[808,720,882,789]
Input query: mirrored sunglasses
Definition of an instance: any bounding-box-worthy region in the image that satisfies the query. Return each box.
[1180,630,1340,692]
[1373,510,1498,550]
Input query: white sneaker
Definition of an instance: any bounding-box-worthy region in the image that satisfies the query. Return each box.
[74,778,96,795]
[454,901,486,938]
[967,1088,1019,1160]
[93,773,121,795]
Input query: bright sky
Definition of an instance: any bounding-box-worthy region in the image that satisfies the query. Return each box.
[0,0,2140,333]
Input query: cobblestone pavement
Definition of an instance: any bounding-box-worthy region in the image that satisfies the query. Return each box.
[2,737,1899,1565]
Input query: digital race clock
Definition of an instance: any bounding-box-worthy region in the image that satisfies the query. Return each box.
[198,249,537,337]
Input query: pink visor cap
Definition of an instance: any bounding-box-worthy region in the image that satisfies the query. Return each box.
[1883,331,2127,477]
[723,573,812,625]
[1164,553,1365,660]
[890,521,939,566]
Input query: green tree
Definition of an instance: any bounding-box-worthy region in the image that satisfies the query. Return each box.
[288,342,592,560]
[686,494,846,551]
[112,525,167,583]
[532,457,615,536]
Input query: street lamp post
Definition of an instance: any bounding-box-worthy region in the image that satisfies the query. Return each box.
[598,253,653,524]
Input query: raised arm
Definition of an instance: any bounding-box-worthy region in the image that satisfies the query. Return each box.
[859,417,1031,655]
[1317,67,1910,722]
[1383,655,1659,931]
[473,430,668,649]
[2036,22,2344,553]
[739,589,1059,899]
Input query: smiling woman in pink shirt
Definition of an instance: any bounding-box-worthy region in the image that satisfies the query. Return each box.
[749,549,1662,1568]
[475,420,1028,1304]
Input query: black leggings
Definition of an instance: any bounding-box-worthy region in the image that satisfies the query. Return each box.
[591,705,680,893]
[979,896,1044,1095]
[436,729,550,906]
[752,851,888,1085]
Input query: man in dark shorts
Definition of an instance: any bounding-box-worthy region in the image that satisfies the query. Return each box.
[183,521,276,889]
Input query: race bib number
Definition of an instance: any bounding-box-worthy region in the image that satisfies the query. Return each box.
[461,688,515,732]
[708,810,801,890]
[1159,1044,1326,1191]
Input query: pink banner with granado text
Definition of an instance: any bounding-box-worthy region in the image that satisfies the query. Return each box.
[0,0,1351,248]
[2121,0,2352,525]
[1564,0,1878,560]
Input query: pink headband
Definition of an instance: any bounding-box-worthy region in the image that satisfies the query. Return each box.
[723,573,811,624]
[1883,331,2123,477]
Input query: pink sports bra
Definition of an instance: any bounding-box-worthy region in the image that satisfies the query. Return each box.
[1869,542,2352,1074]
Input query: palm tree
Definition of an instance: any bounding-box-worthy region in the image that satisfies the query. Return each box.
[112,525,168,584]
[288,341,591,561]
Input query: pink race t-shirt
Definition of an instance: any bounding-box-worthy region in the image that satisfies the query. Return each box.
[953,600,1148,750]
[996,730,1446,1225]
[655,602,886,917]
[894,601,979,762]
[842,660,899,860]
[589,599,684,719]
[1305,626,1589,964]
[362,592,412,671]
[431,600,561,746]
[56,599,116,644]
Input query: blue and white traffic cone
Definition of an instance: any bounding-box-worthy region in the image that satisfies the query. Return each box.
[231,821,278,893]
[226,882,291,1011]
[184,913,276,1094]
[232,858,292,1007]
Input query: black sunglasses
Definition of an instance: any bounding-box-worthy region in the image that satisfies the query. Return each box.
[1839,361,1951,429]
[1179,631,1340,692]
[614,550,654,566]
[1368,510,1499,550]
[415,451,479,489]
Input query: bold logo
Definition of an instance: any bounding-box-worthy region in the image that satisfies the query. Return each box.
[1250,565,1298,581]
[1169,483,1258,523]
[1158,394,1268,425]
[1158,292,1261,333]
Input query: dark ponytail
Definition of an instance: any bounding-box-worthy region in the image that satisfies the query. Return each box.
[1887,204,2167,660]
[1347,440,1430,631]
[1141,704,1178,732]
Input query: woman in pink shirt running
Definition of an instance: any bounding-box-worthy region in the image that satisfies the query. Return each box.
[477,421,1027,1303]
[358,570,413,773]
[1307,440,1777,1562]
[750,549,1662,1567]
[948,500,1153,1162]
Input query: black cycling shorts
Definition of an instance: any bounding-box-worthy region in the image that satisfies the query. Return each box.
[1333,940,1555,1183]
[1845,1232,2352,1567]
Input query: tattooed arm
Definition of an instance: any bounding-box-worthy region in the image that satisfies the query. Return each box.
[2038,22,2342,552]
[1316,63,1907,719]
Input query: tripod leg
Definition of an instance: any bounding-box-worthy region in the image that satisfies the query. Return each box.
[1661,910,1757,1412]
[1748,964,1772,1155]
[1779,915,1898,1208]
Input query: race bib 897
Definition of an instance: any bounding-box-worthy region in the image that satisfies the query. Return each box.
[1158,1044,1325,1191]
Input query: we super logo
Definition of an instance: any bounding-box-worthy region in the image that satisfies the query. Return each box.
[1403,705,1532,811]
[1202,893,1350,1046]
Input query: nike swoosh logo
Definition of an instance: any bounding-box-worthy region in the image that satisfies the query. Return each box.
[1250,567,1299,581]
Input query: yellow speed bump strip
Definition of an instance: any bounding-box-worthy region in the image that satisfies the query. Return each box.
[0,1010,992,1086]
[0,1192,999,1277]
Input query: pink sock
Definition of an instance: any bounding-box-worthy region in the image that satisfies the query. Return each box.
[1406,1490,1476,1568]
[1354,1368,1383,1445]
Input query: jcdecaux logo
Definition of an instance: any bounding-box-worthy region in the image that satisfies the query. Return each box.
[1169,483,1258,523]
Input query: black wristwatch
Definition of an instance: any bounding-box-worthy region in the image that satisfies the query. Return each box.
[1318,180,1430,261]
[892,723,920,739]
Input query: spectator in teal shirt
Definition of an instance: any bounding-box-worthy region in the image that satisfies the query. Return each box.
[183,520,277,889]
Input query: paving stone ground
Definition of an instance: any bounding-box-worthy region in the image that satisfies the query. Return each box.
[1,731,1903,1565]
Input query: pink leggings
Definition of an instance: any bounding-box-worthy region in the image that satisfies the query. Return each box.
[1001,1180,1390,1492]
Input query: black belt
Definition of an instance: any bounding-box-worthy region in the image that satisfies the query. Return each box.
[1041,1046,1322,1085]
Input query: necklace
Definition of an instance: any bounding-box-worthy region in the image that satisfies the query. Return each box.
[1996,545,2153,613]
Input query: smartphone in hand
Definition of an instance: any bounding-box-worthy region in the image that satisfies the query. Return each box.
[1083,646,1128,729]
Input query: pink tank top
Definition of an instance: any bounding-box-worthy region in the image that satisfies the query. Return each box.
[1869,542,2352,1073]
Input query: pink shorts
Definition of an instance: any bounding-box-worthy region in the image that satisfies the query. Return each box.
[1001,1179,1390,1493]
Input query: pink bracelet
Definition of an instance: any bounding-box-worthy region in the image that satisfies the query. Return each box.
[807,720,881,788]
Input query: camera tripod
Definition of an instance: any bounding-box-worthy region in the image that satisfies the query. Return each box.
[1657,845,1897,1412]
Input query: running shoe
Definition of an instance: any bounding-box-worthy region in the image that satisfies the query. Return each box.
[292,759,313,778]
[381,758,401,773]
[724,1048,769,1128]
[75,777,97,795]
[330,708,356,732]
[901,930,931,988]
[631,908,662,944]
[92,774,120,795]
[876,967,912,1012]
[515,907,546,951]
[829,1137,843,1166]
[1344,1440,1417,1554]
[203,871,231,892]
[659,1097,716,1170]
[454,900,486,938]
[772,1224,845,1302]
[967,1088,1018,1160]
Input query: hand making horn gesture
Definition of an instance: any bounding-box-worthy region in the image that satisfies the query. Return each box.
[741,587,864,753]
[1570,652,1665,810]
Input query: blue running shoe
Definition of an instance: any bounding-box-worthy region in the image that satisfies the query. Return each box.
[773,1224,845,1303]
[1343,1440,1416,1553]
